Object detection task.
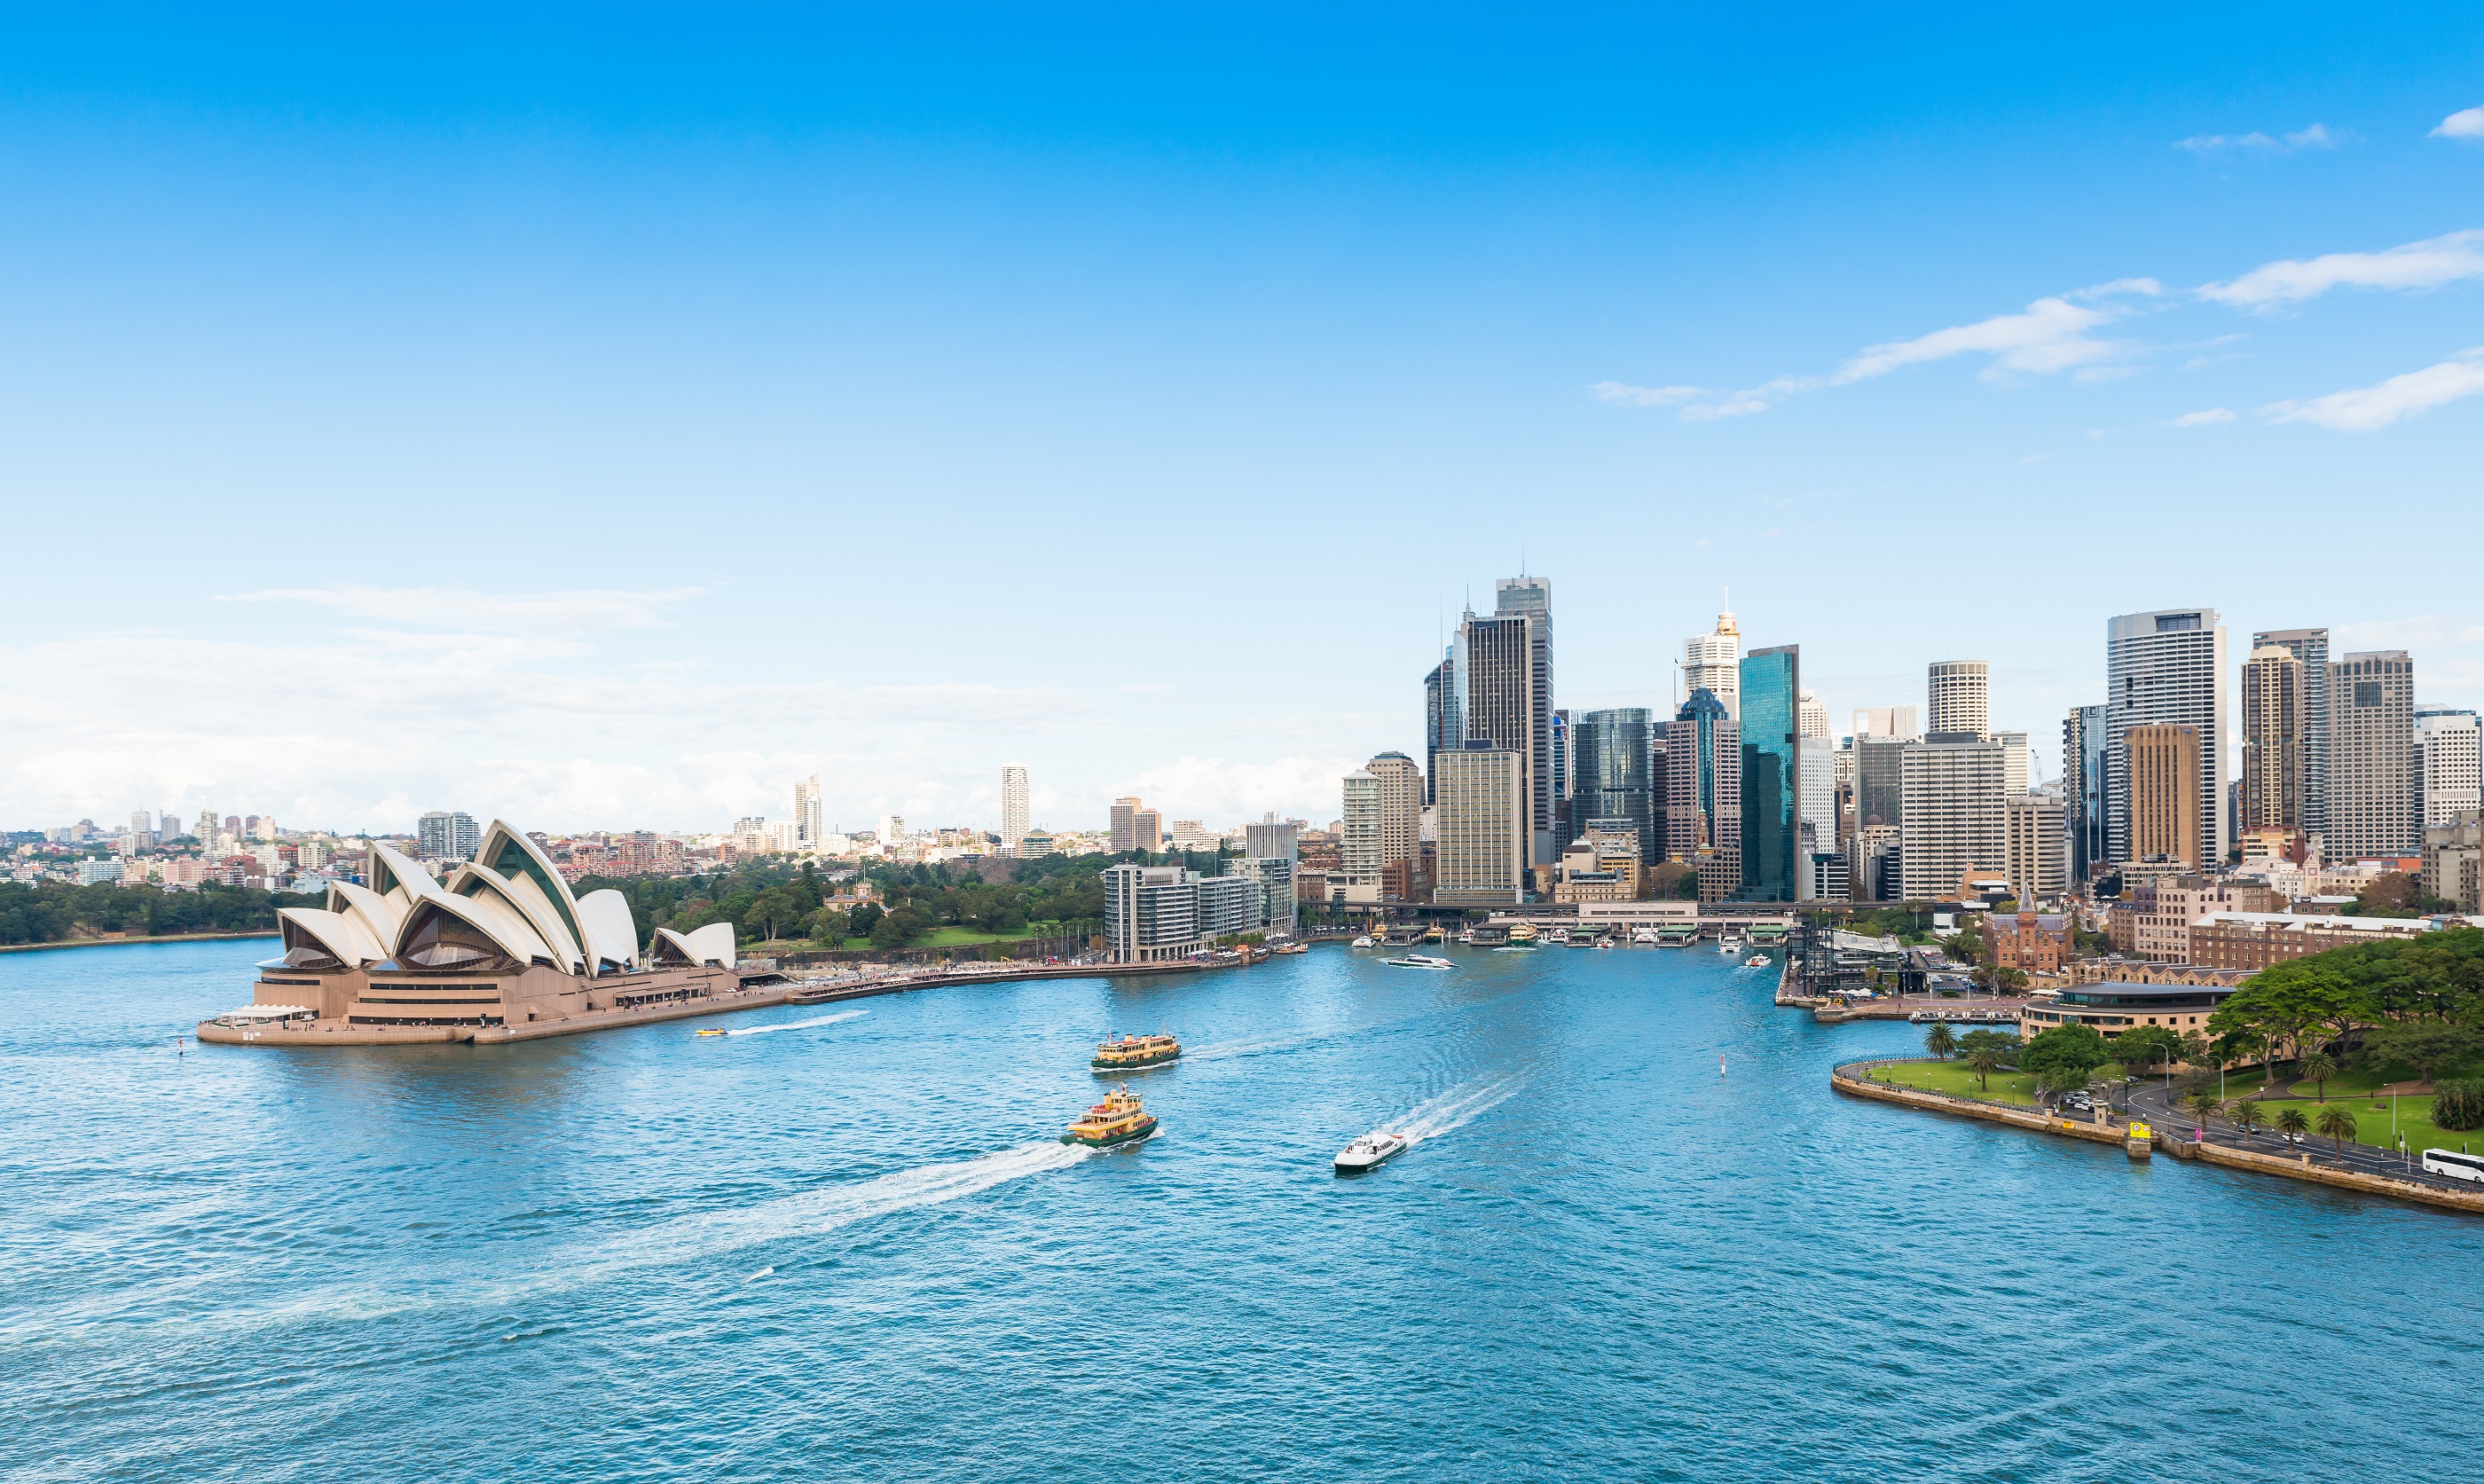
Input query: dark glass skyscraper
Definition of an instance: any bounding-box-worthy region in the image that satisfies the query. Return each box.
[1663,689,1737,860]
[1573,708,1656,862]
[1423,650,1457,806]
[2063,703,2108,883]
[1738,647,1800,901]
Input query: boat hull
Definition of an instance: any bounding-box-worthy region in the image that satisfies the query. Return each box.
[1334,1137,1409,1173]
[1063,1116,1159,1148]
[1090,1050,1181,1072]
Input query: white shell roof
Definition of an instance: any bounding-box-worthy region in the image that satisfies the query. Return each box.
[278,906,388,967]
[575,889,641,970]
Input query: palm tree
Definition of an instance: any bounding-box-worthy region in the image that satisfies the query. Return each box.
[2298,1050,2338,1103]
[2274,1106,2311,1144]
[1961,1045,2005,1093]
[2184,1087,2225,1124]
[1924,1022,1958,1062]
[2315,1103,2359,1157]
[2227,1098,2264,1136]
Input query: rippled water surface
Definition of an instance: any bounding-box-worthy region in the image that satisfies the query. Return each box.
[6,938,2480,1480]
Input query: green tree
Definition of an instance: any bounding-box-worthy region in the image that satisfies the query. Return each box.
[1923,1022,1958,1061]
[1961,1044,2006,1093]
[2110,1025,2182,1077]
[2037,1064,2092,1108]
[2362,1023,2479,1087]
[2315,1103,2360,1155]
[2274,1106,2311,1142]
[2432,1079,2484,1132]
[2185,1087,2226,1124]
[2021,1023,2111,1081]
[2226,1098,2264,1135]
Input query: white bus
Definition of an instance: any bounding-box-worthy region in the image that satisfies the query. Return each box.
[2419,1149,2484,1183]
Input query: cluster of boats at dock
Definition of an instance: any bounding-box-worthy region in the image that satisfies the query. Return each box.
[1349,925,1772,970]
[1063,1029,1410,1173]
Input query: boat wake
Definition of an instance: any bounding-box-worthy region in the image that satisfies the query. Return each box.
[1398,1072,1529,1145]
[723,1009,869,1037]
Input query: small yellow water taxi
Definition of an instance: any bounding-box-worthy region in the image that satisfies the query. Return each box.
[1091,1032,1181,1072]
[695,1028,727,1038]
[1062,1086,1159,1148]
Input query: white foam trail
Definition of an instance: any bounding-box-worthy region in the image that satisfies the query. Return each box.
[723,1009,868,1037]
[583,1141,1094,1274]
[744,1266,774,1283]
[1397,1072,1529,1144]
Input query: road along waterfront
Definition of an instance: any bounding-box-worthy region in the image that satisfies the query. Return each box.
[8,937,2484,1480]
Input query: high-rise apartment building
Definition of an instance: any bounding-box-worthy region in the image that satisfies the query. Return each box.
[1683,610,1741,718]
[1434,744,1524,905]
[999,765,1029,847]
[795,774,825,847]
[2105,608,2228,866]
[417,811,481,862]
[2417,708,2480,828]
[196,808,218,844]
[1739,646,1801,902]
[1341,752,1421,883]
[2328,651,2417,858]
[1572,709,1657,866]
[1459,593,1554,867]
[1663,689,1739,860]
[2239,646,2308,836]
[1994,731,2031,795]
[2063,704,2108,885]
[2126,724,2202,866]
[1927,662,1991,740]
[2252,627,2331,844]
[1852,706,1921,742]
[1898,737,2005,901]
[1246,817,1299,863]
[2003,791,2070,904]
[1796,691,1835,897]
[1109,797,1163,854]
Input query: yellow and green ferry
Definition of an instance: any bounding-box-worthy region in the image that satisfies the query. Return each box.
[1090,1032,1181,1072]
[1062,1087,1159,1148]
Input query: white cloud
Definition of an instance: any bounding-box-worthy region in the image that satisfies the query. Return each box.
[2199,229,2484,308]
[217,585,706,638]
[2260,349,2484,430]
[1114,755,1364,828]
[2433,107,2484,141]
[2167,407,2235,426]
[1589,381,1704,407]
[2176,123,2341,153]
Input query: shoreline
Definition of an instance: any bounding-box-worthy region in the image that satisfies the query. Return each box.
[1833,1059,2484,1218]
[1,930,279,955]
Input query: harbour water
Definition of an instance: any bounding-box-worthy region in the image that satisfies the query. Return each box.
[7,938,2480,1480]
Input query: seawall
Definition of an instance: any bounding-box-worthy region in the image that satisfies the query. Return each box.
[1832,1061,2484,1217]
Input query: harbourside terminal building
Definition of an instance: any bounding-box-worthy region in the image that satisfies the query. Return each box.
[200,820,741,1045]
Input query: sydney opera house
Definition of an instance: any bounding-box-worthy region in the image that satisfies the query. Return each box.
[198,820,745,1046]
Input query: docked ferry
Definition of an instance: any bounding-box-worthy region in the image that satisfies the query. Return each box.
[1063,1087,1159,1148]
[1504,923,1540,947]
[1091,1032,1182,1072]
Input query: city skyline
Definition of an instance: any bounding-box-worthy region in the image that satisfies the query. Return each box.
[4,14,2481,833]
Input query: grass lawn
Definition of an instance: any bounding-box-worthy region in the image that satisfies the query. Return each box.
[2248,1094,2484,1158]
[1869,1059,2044,1107]
[914,925,1052,948]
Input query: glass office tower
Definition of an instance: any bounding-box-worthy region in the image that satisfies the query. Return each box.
[1573,708,1657,863]
[1738,646,1800,901]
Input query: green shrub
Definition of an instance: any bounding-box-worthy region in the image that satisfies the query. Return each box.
[2433,1079,2484,1132]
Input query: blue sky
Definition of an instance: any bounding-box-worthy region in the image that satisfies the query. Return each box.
[5,5,2481,834]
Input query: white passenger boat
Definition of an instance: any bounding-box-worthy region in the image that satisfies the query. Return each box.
[1631,927,1658,945]
[1334,1130,1410,1173]
[1718,935,1741,954]
[1350,936,1375,949]
[1383,953,1454,970]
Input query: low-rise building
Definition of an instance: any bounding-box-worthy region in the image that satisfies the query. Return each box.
[2019,980,2236,1040]
[2424,810,2480,914]
[2188,911,2441,971]
[2126,875,2282,962]
[1988,910,2072,978]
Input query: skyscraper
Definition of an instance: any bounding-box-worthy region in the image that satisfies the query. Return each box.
[1927,662,1991,740]
[2417,708,2482,828]
[1739,646,1801,902]
[2127,724,2202,866]
[1110,797,1163,854]
[2252,626,2331,844]
[1898,736,2005,900]
[999,765,1029,848]
[2240,646,2308,836]
[1422,649,1458,806]
[1852,706,1921,742]
[1342,752,1422,891]
[2105,608,2228,866]
[1459,594,1553,867]
[2328,651,2417,859]
[1549,708,1572,850]
[795,773,826,847]
[417,811,481,861]
[1572,708,1657,866]
[2004,791,2070,903]
[1796,695,1835,899]
[1683,610,1741,718]
[2063,704,2108,884]
[1434,743,1524,905]
[1663,689,1739,860]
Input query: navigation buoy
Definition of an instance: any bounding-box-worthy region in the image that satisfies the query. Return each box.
[1719,1055,1725,1077]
